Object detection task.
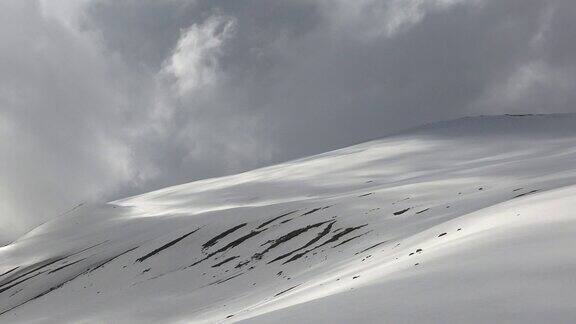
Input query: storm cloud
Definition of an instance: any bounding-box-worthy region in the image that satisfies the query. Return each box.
[1,0,576,243]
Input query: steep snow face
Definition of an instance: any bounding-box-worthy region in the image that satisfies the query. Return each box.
[2,114,576,323]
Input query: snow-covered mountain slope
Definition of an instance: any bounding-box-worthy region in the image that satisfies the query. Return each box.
[2,114,576,323]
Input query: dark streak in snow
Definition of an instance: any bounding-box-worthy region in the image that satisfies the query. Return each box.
[268,221,336,263]
[253,221,331,261]
[257,211,298,229]
[89,247,139,273]
[68,241,110,258]
[354,240,388,255]
[283,224,368,264]
[274,284,300,297]
[0,256,69,293]
[393,208,411,215]
[203,223,248,250]
[234,260,250,269]
[332,231,372,248]
[300,208,322,217]
[0,261,106,315]
[208,272,244,286]
[0,271,46,295]
[136,228,200,263]
[212,256,240,268]
[0,267,19,279]
[48,258,87,274]
[1,240,109,290]
[513,189,540,199]
[189,229,267,268]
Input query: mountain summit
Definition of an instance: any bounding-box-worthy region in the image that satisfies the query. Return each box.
[2,114,576,323]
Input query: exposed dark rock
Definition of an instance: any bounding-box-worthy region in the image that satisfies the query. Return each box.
[0,267,19,279]
[513,189,540,199]
[212,256,240,268]
[274,284,300,297]
[189,229,267,268]
[208,272,244,286]
[282,224,368,264]
[354,240,388,255]
[268,221,336,263]
[48,258,87,274]
[253,221,331,261]
[203,223,247,250]
[89,247,139,273]
[257,211,298,229]
[393,208,410,215]
[332,231,372,248]
[136,228,200,263]
[300,208,322,217]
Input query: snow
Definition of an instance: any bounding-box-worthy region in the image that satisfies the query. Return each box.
[1,114,576,323]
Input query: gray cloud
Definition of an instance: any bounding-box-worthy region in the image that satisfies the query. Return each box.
[1,0,576,243]
[0,0,134,243]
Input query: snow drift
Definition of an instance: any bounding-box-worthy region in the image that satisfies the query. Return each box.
[2,114,576,323]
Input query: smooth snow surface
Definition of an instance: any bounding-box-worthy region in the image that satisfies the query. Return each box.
[2,114,576,323]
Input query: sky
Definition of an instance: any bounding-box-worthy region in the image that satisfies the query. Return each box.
[1,0,576,243]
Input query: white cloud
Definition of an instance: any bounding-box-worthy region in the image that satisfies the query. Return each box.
[162,14,236,95]
[322,0,481,40]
